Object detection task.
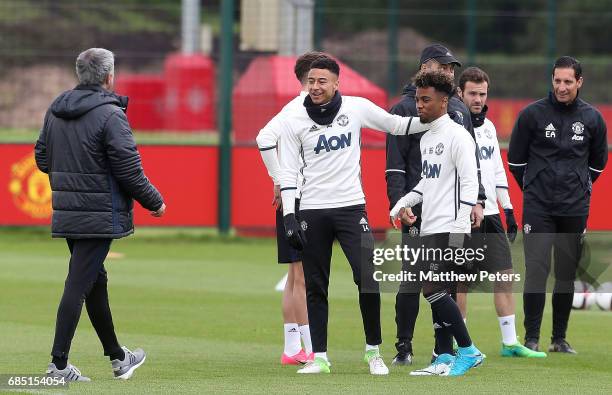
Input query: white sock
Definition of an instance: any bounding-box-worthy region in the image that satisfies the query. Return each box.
[498,314,518,346]
[299,325,312,355]
[284,323,302,355]
[365,344,379,352]
[314,352,328,362]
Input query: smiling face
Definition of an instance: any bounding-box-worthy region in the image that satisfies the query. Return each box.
[459,80,488,114]
[552,67,582,104]
[307,67,339,105]
[415,86,448,123]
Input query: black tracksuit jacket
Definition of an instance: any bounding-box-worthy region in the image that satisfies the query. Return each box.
[508,91,607,216]
[35,85,163,238]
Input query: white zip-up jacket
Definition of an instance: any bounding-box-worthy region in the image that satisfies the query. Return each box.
[473,118,512,215]
[278,95,429,214]
[392,114,478,234]
[255,92,307,186]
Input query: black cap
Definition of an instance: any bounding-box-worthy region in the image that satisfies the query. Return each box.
[419,44,462,67]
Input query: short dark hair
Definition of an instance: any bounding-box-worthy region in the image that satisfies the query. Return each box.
[294,51,329,83]
[552,56,582,80]
[309,57,340,77]
[458,67,490,91]
[413,70,455,96]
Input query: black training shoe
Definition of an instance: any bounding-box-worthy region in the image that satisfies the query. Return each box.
[524,338,540,352]
[392,341,413,366]
[548,339,577,354]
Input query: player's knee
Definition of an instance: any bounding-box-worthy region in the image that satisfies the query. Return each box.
[494,269,514,293]
[423,289,448,304]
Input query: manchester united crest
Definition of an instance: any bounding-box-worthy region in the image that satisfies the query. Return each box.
[336,114,349,127]
[572,121,584,134]
[9,153,52,219]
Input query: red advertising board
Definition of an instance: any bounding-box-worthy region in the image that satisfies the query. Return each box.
[1,144,611,231]
[0,145,218,227]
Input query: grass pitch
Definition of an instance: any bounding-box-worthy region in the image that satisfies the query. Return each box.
[0,228,611,394]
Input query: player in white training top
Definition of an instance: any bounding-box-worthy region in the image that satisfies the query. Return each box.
[256,52,330,366]
[278,57,430,375]
[455,66,546,358]
[390,70,484,377]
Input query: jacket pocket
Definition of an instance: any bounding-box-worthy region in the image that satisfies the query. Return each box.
[523,164,547,190]
[574,168,592,196]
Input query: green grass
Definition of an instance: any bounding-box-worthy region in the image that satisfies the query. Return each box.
[0,129,218,146]
[1,228,611,394]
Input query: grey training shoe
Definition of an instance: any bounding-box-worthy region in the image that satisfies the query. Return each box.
[112,346,146,380]
[46,362,91,382]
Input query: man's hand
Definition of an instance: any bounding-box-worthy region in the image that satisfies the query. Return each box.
[151,203,166,217]
[400,207,417,226]
[470,203,484,228]
[272,185,282,211]
[283,213,306,251]
[390,196,409,230]
[504,208,518,243]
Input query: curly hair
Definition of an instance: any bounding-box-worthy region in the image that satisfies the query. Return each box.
[413,70,455,96]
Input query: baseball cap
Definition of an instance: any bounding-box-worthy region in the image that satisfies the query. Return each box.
[419,44,462,67]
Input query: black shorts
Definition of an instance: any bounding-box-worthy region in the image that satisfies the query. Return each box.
[472,214,513,273]
[275,199,302,264]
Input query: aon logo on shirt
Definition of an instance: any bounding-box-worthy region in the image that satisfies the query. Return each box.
[314,133,352,154]
[422,160,442,179]
[478,145,495,160]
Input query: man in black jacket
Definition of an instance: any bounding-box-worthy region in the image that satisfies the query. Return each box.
[35,48,166,381]
[508,56,607,354]
[385,43,486,365]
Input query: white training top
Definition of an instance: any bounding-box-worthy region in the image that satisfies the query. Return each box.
[255,92,307,186]
[278,95,429,214]
[393,114,479,234]
[473,118,513,216]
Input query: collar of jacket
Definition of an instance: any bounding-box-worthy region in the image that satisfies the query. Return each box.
[303,91,342,125]
[75,84,105,92]
[548,90,580,112]
[428,113,452,133]
[74,84,129,112]
[470,105,488,128]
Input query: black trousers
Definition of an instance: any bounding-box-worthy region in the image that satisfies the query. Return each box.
[395,221,423,344]
[299,204,382,353]
[51,238,122,359]
[522,210,587,342]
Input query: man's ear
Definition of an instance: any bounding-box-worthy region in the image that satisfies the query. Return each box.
[576,76,583,90]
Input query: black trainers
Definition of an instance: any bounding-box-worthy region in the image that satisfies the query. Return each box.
[392,341,413,366]
[548,339,577,354]
[524,338,540,351]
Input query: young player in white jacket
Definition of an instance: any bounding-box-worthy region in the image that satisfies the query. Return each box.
[256,52,330,366]
[278,57,431,375]
[390,70,484,377]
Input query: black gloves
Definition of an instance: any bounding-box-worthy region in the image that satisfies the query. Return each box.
[504,208,518,243]
[283,213,307,251]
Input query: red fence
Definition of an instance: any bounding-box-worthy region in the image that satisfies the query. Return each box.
[1,144,611,230]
